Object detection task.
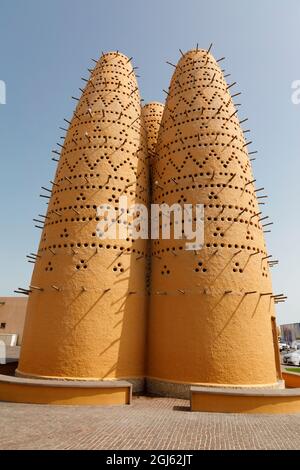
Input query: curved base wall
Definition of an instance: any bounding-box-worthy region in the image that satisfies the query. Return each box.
[191,386,300,414]
[147,377,283,400]
[15,369,144,393]
[282,371,300,389]
[0,374,131,406]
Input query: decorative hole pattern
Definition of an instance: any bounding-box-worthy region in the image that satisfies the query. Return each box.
[28,52,149,301]
[150,49,272,290]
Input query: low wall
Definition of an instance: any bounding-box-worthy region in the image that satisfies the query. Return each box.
[282,371,300,388]
[191,386,300,414]
[0,374,132,406]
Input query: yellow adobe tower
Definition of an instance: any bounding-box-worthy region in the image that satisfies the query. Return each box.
[17,52,148,391]
[142,102,164,158]
[147,49,281,397]
[142,102,164,302]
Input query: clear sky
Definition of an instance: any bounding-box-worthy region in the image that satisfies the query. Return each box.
[0,0,299,325]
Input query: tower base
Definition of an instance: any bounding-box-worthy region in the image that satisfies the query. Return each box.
[191,385,300,414]
[0,374,132,406]
[147,377,284,400]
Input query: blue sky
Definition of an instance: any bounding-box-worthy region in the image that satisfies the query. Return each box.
[0,0,299,325]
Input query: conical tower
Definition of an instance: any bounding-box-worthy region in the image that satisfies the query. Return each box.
[17,52,148,391]
[142,103,164,297]
[142,102,164,158]
[147,49,281,396]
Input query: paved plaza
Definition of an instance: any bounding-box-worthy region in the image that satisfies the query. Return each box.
[0,395,299,450]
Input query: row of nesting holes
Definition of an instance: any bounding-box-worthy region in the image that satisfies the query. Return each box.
[151,243,266,256]
[160,105,234,120]
[161,171,250,184]
[39,242,146,255]
[174,58,222,74]
[50,204,145,216]
[172,65,224,83]
[171,80,226,99]
[64,128,144,147]
[158,135,246,152]
[47,217,148,229]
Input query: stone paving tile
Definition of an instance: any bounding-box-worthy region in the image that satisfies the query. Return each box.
[0,396,299,450]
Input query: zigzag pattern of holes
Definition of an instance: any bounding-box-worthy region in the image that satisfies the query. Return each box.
[154,160,251,181]
[157,130,246,152]
[64,121,146,144]
[76,88,141,111]
[152,167,253,191]
[57,158,143,176]
[168,88,232,112]
[155,152,250,178]
[56,158,147,179]
[154,150,253,176]
[163,117,240,134]
[76,90,140,110]
[57,139,144,162]
[171,78,227,98]
[64,101,142,131]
